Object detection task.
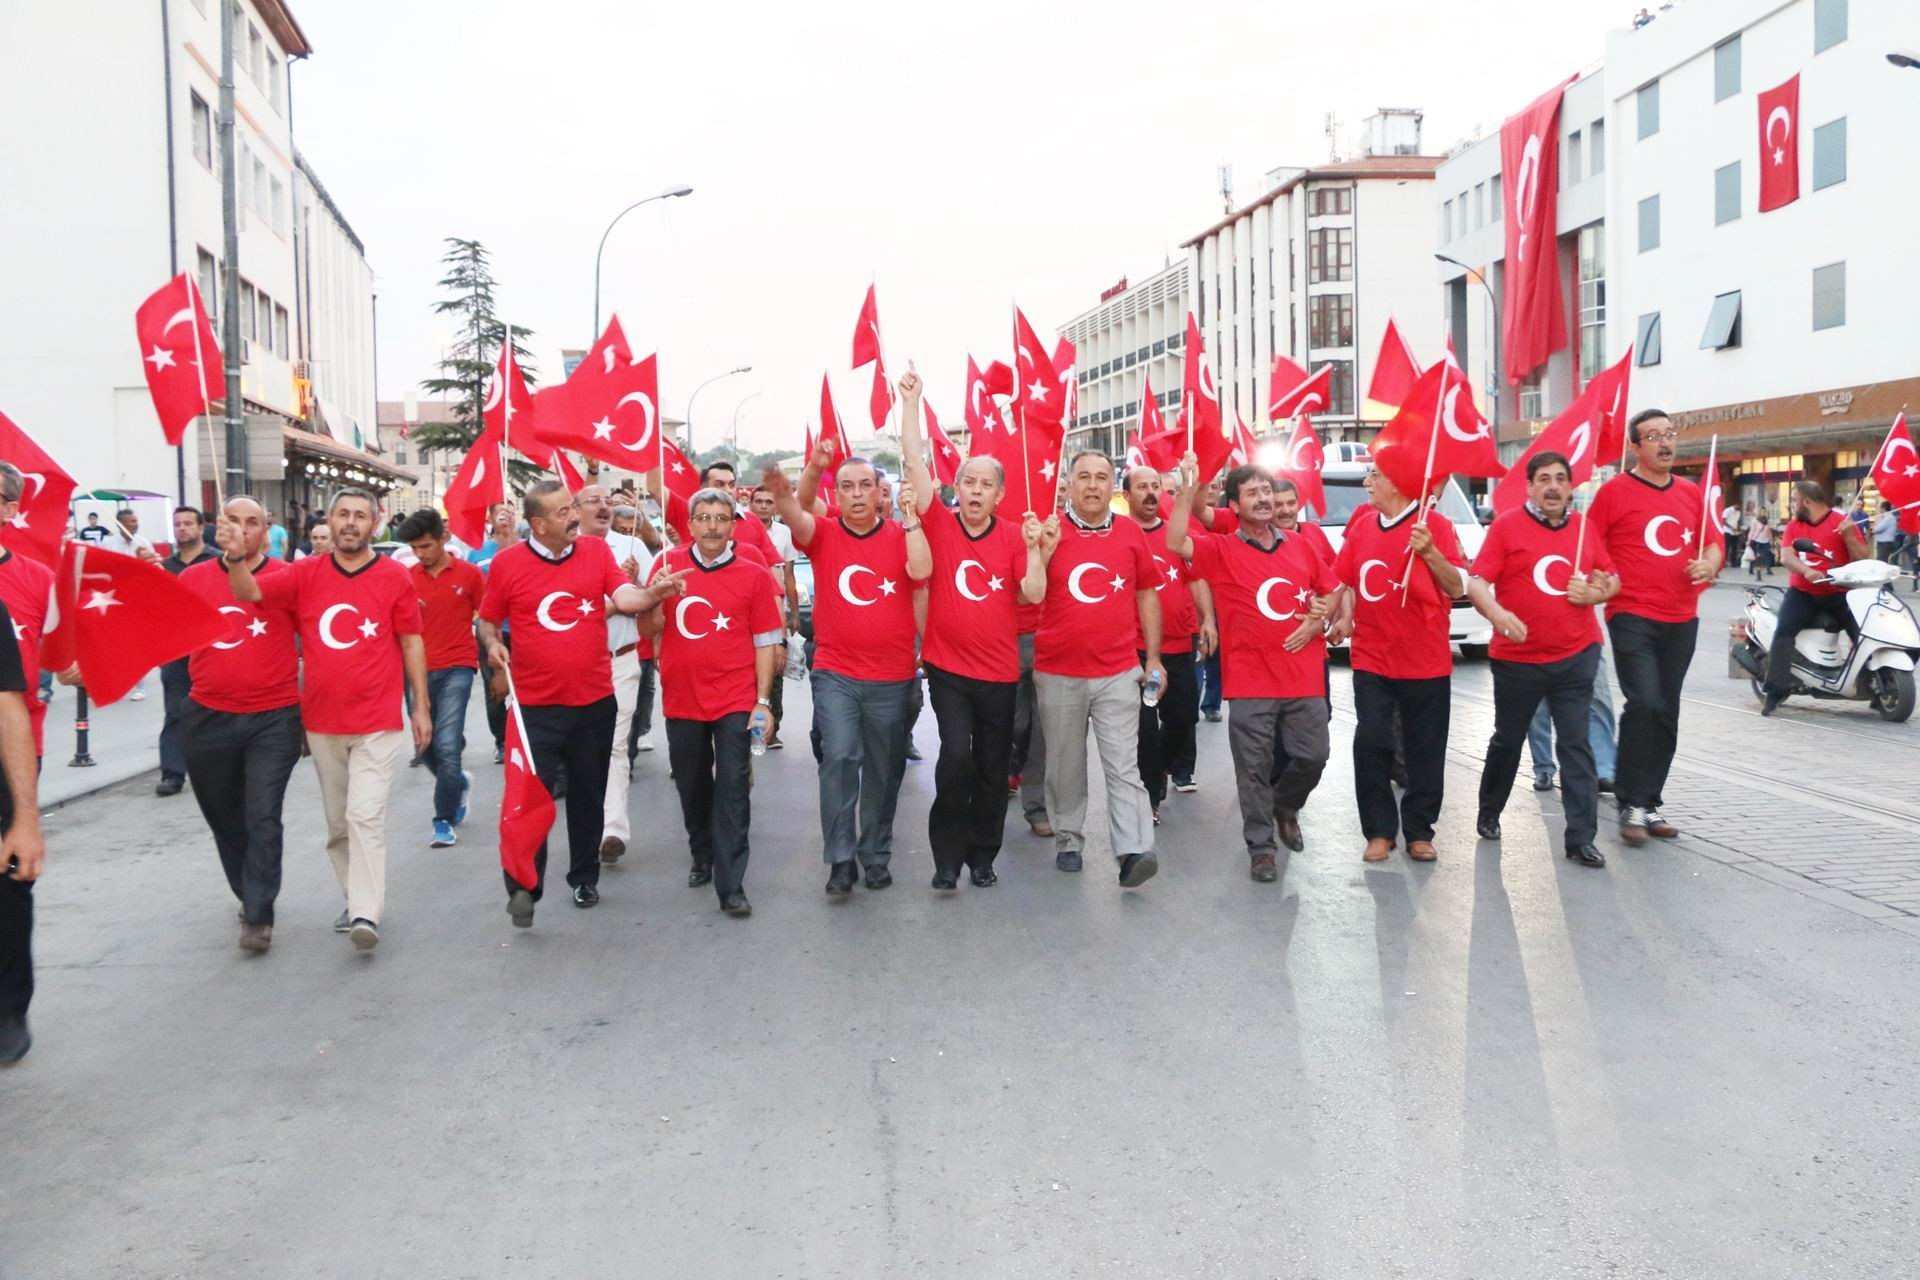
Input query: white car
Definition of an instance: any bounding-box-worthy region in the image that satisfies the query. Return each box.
[1316,456,1494,660]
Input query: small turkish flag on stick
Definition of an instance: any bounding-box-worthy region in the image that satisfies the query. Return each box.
[39,543,228,705]
[135,273,223,447]
[0,409,78,570]
[498,666,556,893]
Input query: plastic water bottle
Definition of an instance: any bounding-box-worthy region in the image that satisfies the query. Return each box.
[750,721,767,757]
[1141,672,1164,708]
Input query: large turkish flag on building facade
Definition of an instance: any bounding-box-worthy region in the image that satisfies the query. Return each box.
[1499,79,1573,387]
[1758,74,1801,213]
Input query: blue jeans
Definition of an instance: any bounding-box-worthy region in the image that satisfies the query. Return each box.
[420,666,475,821]
[1527,655,1616,781]
[810,669,912,866]
[1198,651,1223,715]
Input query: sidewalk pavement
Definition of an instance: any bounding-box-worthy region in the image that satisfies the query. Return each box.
[38,678,168,809]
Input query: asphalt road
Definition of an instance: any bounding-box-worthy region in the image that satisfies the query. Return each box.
[5,600,1919,1278]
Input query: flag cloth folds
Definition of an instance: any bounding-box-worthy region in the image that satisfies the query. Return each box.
[1181,311,1223,442]
[1228,413,1259,468]
[1370,360,1504,500]
[1499,78,1574,387]
[814,374,853,476]
[1870,413,1920,512]
[442,422,506,549]
[1269,357,1332,421]
[1013,308,1065,432]
[1051,336,1079,430]
[852,285,883,368]
[1278,415,1326,517]
[487,335,583,490]
[0,409,77,569]
[135,273,224,445]
[1758,74,1801,213]
[924,399,962,487]
[498,686,555,893]
[538,353,663,472]
[868,359,894,433]
[1492,351,1633,516]
[39,543,227,706]
[1366,317,1424,409]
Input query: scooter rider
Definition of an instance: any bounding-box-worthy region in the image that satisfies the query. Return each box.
[1762,479,1871,716]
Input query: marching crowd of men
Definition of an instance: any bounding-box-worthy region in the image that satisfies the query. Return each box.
[1,387,1754,1065]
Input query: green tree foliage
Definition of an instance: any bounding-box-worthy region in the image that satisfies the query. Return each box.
[414,238,542,488]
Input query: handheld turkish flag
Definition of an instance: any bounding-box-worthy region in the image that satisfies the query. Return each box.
[923,399,962,487]
[1870,413,1920,512]
[852,285,883,368]
[1228,412,1260,468]
[963,355,1006,454]
[487,336,584,490]
[39,543,227,706]
[1269,357,1333,422]
[1492,352,1631,516]
[443,422,506,548]
[1758,75,1801,213]
[655,436,702,539]
[543,353,662,472]
[1051,336,1079,429]
[1499,78,1574,388]
[0,409,78,569]
[1181,312,1223,442]
[532,317,641,462]
[1367,317,1424,409]
[1139,373,1167,438]
[980,360,1015,400]
[815,374,853,476]
[868,358,894,432]
[1013,308,1065,431]
[1125,424,1182,475]
[982,400,1063,517]
[1370,359,1504,501]
[1277,415,1327,517]
[498,682,555,893]
[135,273,223,445]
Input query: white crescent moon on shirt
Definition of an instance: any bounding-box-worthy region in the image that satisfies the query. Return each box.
[1532,554,1571,597]
[1643,514,1684,557]
[1255,576,1298,621]
[613,390,656,453]
[838,564,879,606]
[212,604,250,650]
[954,559,990,602]
[1067,562,1110,605]
[1358,559,1391,603]
[317,603,360,651]
[535,591,580,632]
[675,595,714,640]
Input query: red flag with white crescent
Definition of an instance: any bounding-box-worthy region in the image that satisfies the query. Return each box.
[38,542,227,706]
[540,353,662,472]
[868,358,894,432]
[0,409,78,569]
[1269,357,1332,421]
[134,273,224,445]
[1492,356,1627,516]
[1758,75,1800,213]
[1370,360,1504,500]
[1366,316,1424,409]
[1870,413,1920,512]
[924,399,962,487]
[852,285,883,368]
[1499,77,1574,387]
[1012,308,1065,432]
[1278,415,1327,517]
[442,421,506,548]
[1228,412,1260,468]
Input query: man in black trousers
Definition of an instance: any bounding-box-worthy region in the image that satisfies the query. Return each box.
[156,505,218,797]
[0,597,45,1063]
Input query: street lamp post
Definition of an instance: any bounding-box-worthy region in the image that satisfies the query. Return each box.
[1888,51,1920,70]
[685,366,751,456]
[1435,252,1499,433]
[591,185,693,340]
[730,390,764,463]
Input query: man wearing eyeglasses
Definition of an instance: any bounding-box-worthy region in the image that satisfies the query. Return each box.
[1586,409,1723,848]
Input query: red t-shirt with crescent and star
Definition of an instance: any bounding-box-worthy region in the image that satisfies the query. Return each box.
[1190,528,1337,699]
[649,545,783,722]
[256,553,422,734]
[1470,508,1616,664]
[1783,509,1856,597]
[410,557,485,670]
[920,507,1027,683]
[1035,517,1164,679]
[181,556,300,714]
[796,517,918,682]
[1135,519,1196,655]
[0,550,56,752]
[1334,507,1466,680]
[479,537,628,708]
[1588,472,1717,623]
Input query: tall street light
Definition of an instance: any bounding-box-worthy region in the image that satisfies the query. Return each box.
[1888,51,1920,70]
[1435,252,1500,432]
[686,366,752,456]
[592,185,693,340]
[730,389,764,462]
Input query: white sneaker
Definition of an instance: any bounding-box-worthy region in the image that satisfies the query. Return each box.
[638,740,654,753]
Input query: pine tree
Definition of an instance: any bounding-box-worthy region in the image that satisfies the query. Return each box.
[415,238,542,487]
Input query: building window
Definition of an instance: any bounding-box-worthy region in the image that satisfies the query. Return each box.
[253,155,269,219]
[270,177,285,234]
[1309,293,1354,349]
[1813,117,1847,190]
[1518,373,1545,421]
[267,56,284,112]
[1490,172,1502,221]
[1637,80,1660,140]
[189,92,212,170]
[1812,262,1846,331]
[1636,312,1662,366]
[1701,290,1743,350]
[1714,161,1742,225]
[1567,130,1583,185]
[1441,199,1452,241]
[1457,195,1469,238]
[1325,360,1354,416]
[1308,228,1352,283]
[1309,187,1352,215]
[1473,181,1485,227]
[1578,224,1607,381]
[248,22,264,84]
[195,249,218,323]
[1714,35,1742,102]
[274,304,289,358]
[240,282,257,342]
[1590,119,1606,173]
[1638,194,1661,252]
[1815,0,1847,54]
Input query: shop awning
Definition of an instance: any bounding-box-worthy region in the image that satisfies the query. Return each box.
[282,424,416,488]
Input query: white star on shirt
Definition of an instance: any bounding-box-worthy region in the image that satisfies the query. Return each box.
[713,613,732,631]
[144,345,176,371]
[1682,528,1696,545]
[987,575,1005,592]
[1295,587,1314,604]
[82,589,120,614]
[1165,565,1180,582]
[591,417,616,441]
[358,618,380,639]
[877,578,898,596]
[1109,574,1127,592]
[247,618,268,637]
[576,598,596,615]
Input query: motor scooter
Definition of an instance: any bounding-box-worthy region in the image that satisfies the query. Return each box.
[1730,552,1920,721]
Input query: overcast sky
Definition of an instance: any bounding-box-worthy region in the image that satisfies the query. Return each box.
[290,0,1627,455]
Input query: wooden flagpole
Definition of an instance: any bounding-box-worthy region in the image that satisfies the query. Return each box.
[1398,356,1449,605]
[186,275,223,508]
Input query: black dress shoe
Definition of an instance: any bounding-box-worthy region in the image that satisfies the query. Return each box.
[930,872,959,891]
[1565,843,1606,868]
[1597,777,1615,795]
[969,867,999,887]
[1476,813,1502,840]
[1275,810,1304,853]
[864,865,893,891]
[826,861,857,897]
[572,884,600,908]
[721,892,752,917]
[155,775,184,797]
[1118,852,1159,888]
[0,1015,30,1065]
[1055,849,1083,873]
[1760,689,1786,717]
[688,864,713,888]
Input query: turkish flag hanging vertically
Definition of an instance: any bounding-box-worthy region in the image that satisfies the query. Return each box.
[814,373,853,476]
[924,399,962,487]
[1870,413,1920,512]
[1051,336,1079,430]
[868,359,894,432]
[1499,78,1573,387]
[1277,415,1327,517]
[655,436,702,540]
[1012,308,1065,432]
[443,422,506,548]
[0,409,78,569]
[134,273,224,445]
[39,543,227,705]
[1491,352,1631,516]
[540,353,663,472]
[1268,356,1332,421]
[852,285,883,368]
[499,688,555,893]
[1758,74,1801,213]
[1367,316,1424,409]
[1370,360,1504,500]
[1180,311,1223,442]
[487,335,584,490]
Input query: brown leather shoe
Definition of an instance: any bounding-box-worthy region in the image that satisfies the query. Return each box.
[1275,810,1304,853]
[1407,840,1438,862]
[1619,808,1650,846]
[238,922,272,954]
[1250,852,1279,882]
[1362,838,1393,863]
[1028,817,1054,838]
[1644,812,1680,839]
[599,836,626,864]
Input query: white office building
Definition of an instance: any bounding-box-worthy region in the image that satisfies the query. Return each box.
[1436,0,1917,514]
[1181,110,1446,446]
[1058,262,1191,459]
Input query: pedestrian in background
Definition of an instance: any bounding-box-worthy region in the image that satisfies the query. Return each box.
[400,509,482,851]
[1874,503,1899,563]
[1747,511,1775,579]
[1720,499,1746,580]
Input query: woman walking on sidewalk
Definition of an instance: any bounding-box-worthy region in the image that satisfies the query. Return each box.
[1747,512,1775,580]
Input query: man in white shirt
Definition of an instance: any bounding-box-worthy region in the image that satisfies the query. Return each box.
[575,485,654,864]
[103,509,160,562]
[748,486,801,748]
[1720,501,1747,578]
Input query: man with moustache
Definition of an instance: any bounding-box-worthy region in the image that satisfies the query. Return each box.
[1586,410,1723,846]
[1762,479,1870,716]
[898,370,1044,890]
[1122,462,1213,818]
[1465,452,1620,868]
